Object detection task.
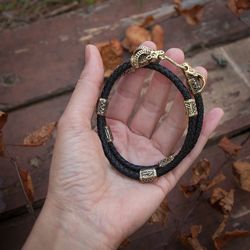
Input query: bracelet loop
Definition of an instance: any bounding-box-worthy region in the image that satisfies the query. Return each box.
[96,46,205,182]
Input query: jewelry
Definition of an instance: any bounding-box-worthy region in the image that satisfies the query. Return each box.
[96,46,205,182]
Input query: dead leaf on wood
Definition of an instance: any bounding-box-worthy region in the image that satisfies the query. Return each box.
[180,159,212,197]
[233,161,250,192]
[228,0,250,15]
[192,159,211,185]
[140,15,154,28]
[96,39,123,78]
[180,225,207,250]
[148,197,168,225]
[218,136,242,156]
[0,111,8,130]
[212,214,229,250]
[180,171,225,197]
[151,24,165,49]
[18,168,34,203]
[214,229,250,250]
[180,184,197,198]
[200,172,226,192]
[174,0,204,25]
[210,188,234,215]
[23,121,56,146]
[122,24,151,52]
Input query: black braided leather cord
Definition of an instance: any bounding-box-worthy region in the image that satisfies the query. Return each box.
[97,61,204,180]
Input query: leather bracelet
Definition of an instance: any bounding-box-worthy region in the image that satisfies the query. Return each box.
[96,46,206,183]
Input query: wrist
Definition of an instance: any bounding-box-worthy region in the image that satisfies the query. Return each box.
[24,197,116,250]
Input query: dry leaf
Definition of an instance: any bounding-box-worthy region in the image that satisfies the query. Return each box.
[96,39,123,78]
[180,184,197,198]
[233,161,250,192]
[18,168,34,203]
[210,188,234,214]
[140,15,154,28]
[215,229,250,250]
[200,172,226,192]
[148,197,168,225]
[180,159,211,197]
[0,111,8,130]
[191,159,211,185]
[151,24,164,49]
[23,122,56,146]
[180,225,207,250]
[218,136,242,156]
[174,1,204,25]
[212,214,229,250]
[228,0,250,15]
[122,24,151,52]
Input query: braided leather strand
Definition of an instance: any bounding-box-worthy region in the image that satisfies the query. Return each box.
[96,61,204,181]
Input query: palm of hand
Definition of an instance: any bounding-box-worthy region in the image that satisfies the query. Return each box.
[50,117,169,246]
[47,42,222,248]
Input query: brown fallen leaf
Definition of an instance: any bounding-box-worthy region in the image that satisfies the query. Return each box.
[96,39,123,78]
[233,161,250,192]
[192,159,211,185]
[180,184,197,198]
[140,15,154,28]
[200,172,226,192]
[148,197,168,225]
[23,122,56,146]
[228,0,250,15]
[151,24,165,50]
[215,229,250,250]
[180,159,211,197]
[218,136,242,156]
[18,168,34,203]
[212,214,229,250]
[180,225,207,250]
[122,24,151,52]
[174,0,204,25]
[210,188,234,215]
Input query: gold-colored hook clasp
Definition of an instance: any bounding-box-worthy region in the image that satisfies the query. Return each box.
[130,45,164,69]
[182,63,206,95]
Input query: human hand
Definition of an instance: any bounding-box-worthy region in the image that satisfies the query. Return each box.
[24,42,223,250]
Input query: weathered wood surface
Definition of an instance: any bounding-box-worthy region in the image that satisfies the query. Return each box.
[0,0,249,248]
[0,0,249,110]
[1,131,249,250]
[0,36,249,216]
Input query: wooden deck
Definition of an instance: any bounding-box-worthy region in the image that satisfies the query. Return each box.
[0,0,250,249]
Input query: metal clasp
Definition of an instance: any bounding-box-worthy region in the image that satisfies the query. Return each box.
[182,63,206,95]
[130,46,206,94]
[131,45,164,69]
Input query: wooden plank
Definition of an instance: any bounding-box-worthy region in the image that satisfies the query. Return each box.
[0,95,70,214]
[0,37,250,215]
[1,132,249,250]
[0,0,166,110]
[189,37,250,139]
[127,131,250,250]
[1,0,249,110]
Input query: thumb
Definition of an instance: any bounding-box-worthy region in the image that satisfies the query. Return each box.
[62,45,104,128]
